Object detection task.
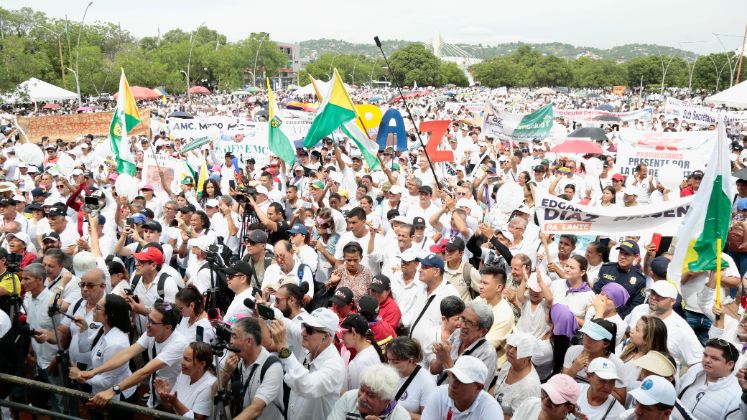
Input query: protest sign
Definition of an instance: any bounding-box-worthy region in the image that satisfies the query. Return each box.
[612,86,626,95]
[141,152,194,194]
[555,108,653,123]
[536,192,693,236]
[664,97,747,126]
[482,104,553,139]
[17,110,151,143]
[212,124,272,169]
[615,130,713,178]
[445,102,484,114]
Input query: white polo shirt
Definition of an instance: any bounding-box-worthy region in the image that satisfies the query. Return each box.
[421,386,502,419]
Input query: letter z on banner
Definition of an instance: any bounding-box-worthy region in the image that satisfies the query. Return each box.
[536,192,693,236]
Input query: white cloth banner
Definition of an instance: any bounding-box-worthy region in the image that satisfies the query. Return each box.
[445,102,484,114]
[615,130,714,178]
[536,192,693,236]
[664,97,747,126]
[556,108,653,123]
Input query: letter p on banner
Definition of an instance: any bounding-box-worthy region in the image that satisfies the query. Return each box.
[419,120,454,163]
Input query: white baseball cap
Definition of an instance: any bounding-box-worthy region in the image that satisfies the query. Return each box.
[254,185,269,196]
[622,186,640,196]
[389,185,404,195]
[302,307,340,335]
[7,231,30,245]
[526,274,542,293]
[399,248,419,263]
[587,357,621,381]
[390,215,409,225]
[188,236,212,252]
[444,355,488,385]
[205,198,220,208]
[506,333,536,359]
[629,376,676,406]
[651,280,678,299]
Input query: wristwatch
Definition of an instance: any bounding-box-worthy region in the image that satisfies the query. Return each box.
[278,347,292,359]
[112,385,121,395]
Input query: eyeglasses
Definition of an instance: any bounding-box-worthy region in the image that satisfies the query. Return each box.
[146,318,164,325]
[78,282,102,289]
[459,316,478,329]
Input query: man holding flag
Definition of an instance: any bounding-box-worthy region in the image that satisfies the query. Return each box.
[110,69,141,176]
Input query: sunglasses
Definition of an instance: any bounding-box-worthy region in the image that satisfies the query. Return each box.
[303,325,323,335]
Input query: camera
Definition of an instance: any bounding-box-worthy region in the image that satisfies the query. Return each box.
[82,195,102,217]
[214,322,232,343]
[6,253,21,273]
[234,186,256,204]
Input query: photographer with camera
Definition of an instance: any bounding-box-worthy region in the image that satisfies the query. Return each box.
[220,317,285,420]
[274,283,310,362]
[240,229,274,290]
[267,307,345,420]
[248,194,290,246]
[82,301,190,409]
[208,196,240,254]
[0,248,21,315]
[33,268,106,391]
[21,263,63,412]
[43,248,80,313]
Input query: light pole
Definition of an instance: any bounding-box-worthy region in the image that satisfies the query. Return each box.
[328,52,342,81]
[32,23,65,88]
[713,33,736,87]
[180,70,189,97]
[653,45,675,97]
[252,33,268,88]
[678,41,707,92]
[351,55,361,85]
[74,1,93,107]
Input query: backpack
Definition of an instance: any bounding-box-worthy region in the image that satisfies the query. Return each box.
[230,356,287,418]
[131,272,178,300]
[198,264,234,314]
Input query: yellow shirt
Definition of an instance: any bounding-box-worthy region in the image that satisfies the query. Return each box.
[0,272,21,296]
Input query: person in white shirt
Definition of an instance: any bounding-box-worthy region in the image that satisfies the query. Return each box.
[619,375,677,420]
[576,358,626,420]
[385,337,436,417]
[390,248,425,330]
[340,314,386,391]
[68,294,136,412]
[268,307,346,420]
[84,301,190,409]
[512,373,581,420]
[223,261,257,324]
[328,365,411,420]
[421,355,503,419]
[262,241,314,302]
[288,223,318,274]
[493,333,542,416]
[155,341,216,419]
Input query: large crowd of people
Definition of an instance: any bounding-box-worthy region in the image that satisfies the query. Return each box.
[0,85,747,420]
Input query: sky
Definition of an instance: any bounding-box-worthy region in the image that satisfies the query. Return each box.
[6,0,747,55]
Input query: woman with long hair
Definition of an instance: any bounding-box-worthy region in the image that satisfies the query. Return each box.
[341,314,385,392]
[550,255,595,326]
[199,179,222,205]
[619,316,669,390]
[533,303,579,381]
[386,337,435,419]
[175,285,215,344]
[154,341,216,420]
[69,294,136,418]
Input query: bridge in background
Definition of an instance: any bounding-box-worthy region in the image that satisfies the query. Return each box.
[432,34,482,85]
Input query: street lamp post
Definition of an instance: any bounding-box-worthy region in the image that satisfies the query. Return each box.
[328,53,342,81]
[351,55,360,85]
[713,33,736,87]
[653,45,675,97]
[74,2,93,107]
[252,33,268,88]
[32,24,65,88]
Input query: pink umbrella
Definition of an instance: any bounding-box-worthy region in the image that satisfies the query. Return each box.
[43,103,61,109]
[189,86,211,94]
[551,139,603,154]
[114,86,161,100]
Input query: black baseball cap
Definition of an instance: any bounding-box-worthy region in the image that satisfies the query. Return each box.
[42,232,61,242]
[369,275,391,292]
[223,261,253,277]
[412,216,426,228]
[330,287,354,307]
[357,295,380,322]
[31,188,50,198]
[445,237,465,252]
[418,185,433,195]
[47,207,66,218]
[178,204,196,213]
[142,220,162,232]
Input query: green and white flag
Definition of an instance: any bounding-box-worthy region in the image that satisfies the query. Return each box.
[267,79,296,165]
[110,69,141,176]
[483,104,553,139]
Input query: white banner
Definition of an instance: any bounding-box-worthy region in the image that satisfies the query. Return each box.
[664,97,747,126]
[536,192,693,236]
[167,116,260,140]
[615,130,714,178]
[556,108,653,123]
[445,102,484,114]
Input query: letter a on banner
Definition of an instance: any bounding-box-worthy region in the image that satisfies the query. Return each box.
[376,109,407,151]
[420,120,454,163]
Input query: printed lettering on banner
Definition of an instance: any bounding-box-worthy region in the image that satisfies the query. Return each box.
[664,97,747,126]
[536,192,693,236]
[615,130,713,177]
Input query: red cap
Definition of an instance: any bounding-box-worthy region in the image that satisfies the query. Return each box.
[132,247,164,265]
[429,238,449,254]
[612,173,625,181]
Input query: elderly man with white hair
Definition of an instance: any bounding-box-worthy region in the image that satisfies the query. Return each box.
[327,365,411,420]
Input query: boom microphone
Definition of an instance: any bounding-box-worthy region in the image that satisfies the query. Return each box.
[243,298,256,310]
[207,307,221,321]
[374,36,381,48]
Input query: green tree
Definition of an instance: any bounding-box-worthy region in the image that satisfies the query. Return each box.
[439,62,469,87]
[388,43,443,87]
[0,36,52,91]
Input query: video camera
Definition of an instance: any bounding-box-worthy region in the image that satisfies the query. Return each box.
[6,253,21,274]
[210,321,237,356]
[234,185,256,204]
[82,195,103,217]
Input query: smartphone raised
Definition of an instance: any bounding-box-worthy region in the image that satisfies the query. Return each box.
[256,303,275,320]
[651,233,662,253]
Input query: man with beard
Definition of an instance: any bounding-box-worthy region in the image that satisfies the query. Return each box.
[274,283,309,361]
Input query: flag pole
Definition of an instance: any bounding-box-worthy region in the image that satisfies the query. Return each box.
[716,238,722,310]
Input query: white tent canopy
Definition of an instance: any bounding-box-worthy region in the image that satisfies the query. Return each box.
[293,80,352,97]
[3,78,78,103]
[705,80,747,109]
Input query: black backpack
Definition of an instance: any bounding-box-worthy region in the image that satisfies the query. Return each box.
[198,264,234,314]
[230,356,286,418]
[131,272,179,300]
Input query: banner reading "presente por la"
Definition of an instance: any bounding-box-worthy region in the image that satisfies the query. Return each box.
[614,130,714,178]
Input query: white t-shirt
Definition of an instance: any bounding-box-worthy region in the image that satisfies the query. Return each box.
[562,345,626,389]
[395,365,436,414]
[576,383,626,420]
[493,365,542,416]
[344,345,382,392]
[171,372,216,417]
[512,397,542,420]
[175,316,215,344]
[135,330,191,407]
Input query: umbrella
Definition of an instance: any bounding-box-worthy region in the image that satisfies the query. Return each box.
[595,104,614,112]
[286,101,317,112]
[189,86,211,94]
[114,86,161,100]
[593,115,621,122]
[551,139,603,154]
[42,103,61,109]
[537,87,555,95]
[168,111,194,119]
[568,127,608,142]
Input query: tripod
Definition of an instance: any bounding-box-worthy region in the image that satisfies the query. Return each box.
[48,291,72,414]
[236,200,259,259]
[210,340,233,420]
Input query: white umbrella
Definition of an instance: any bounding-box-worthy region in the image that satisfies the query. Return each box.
[705,80,747,109]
